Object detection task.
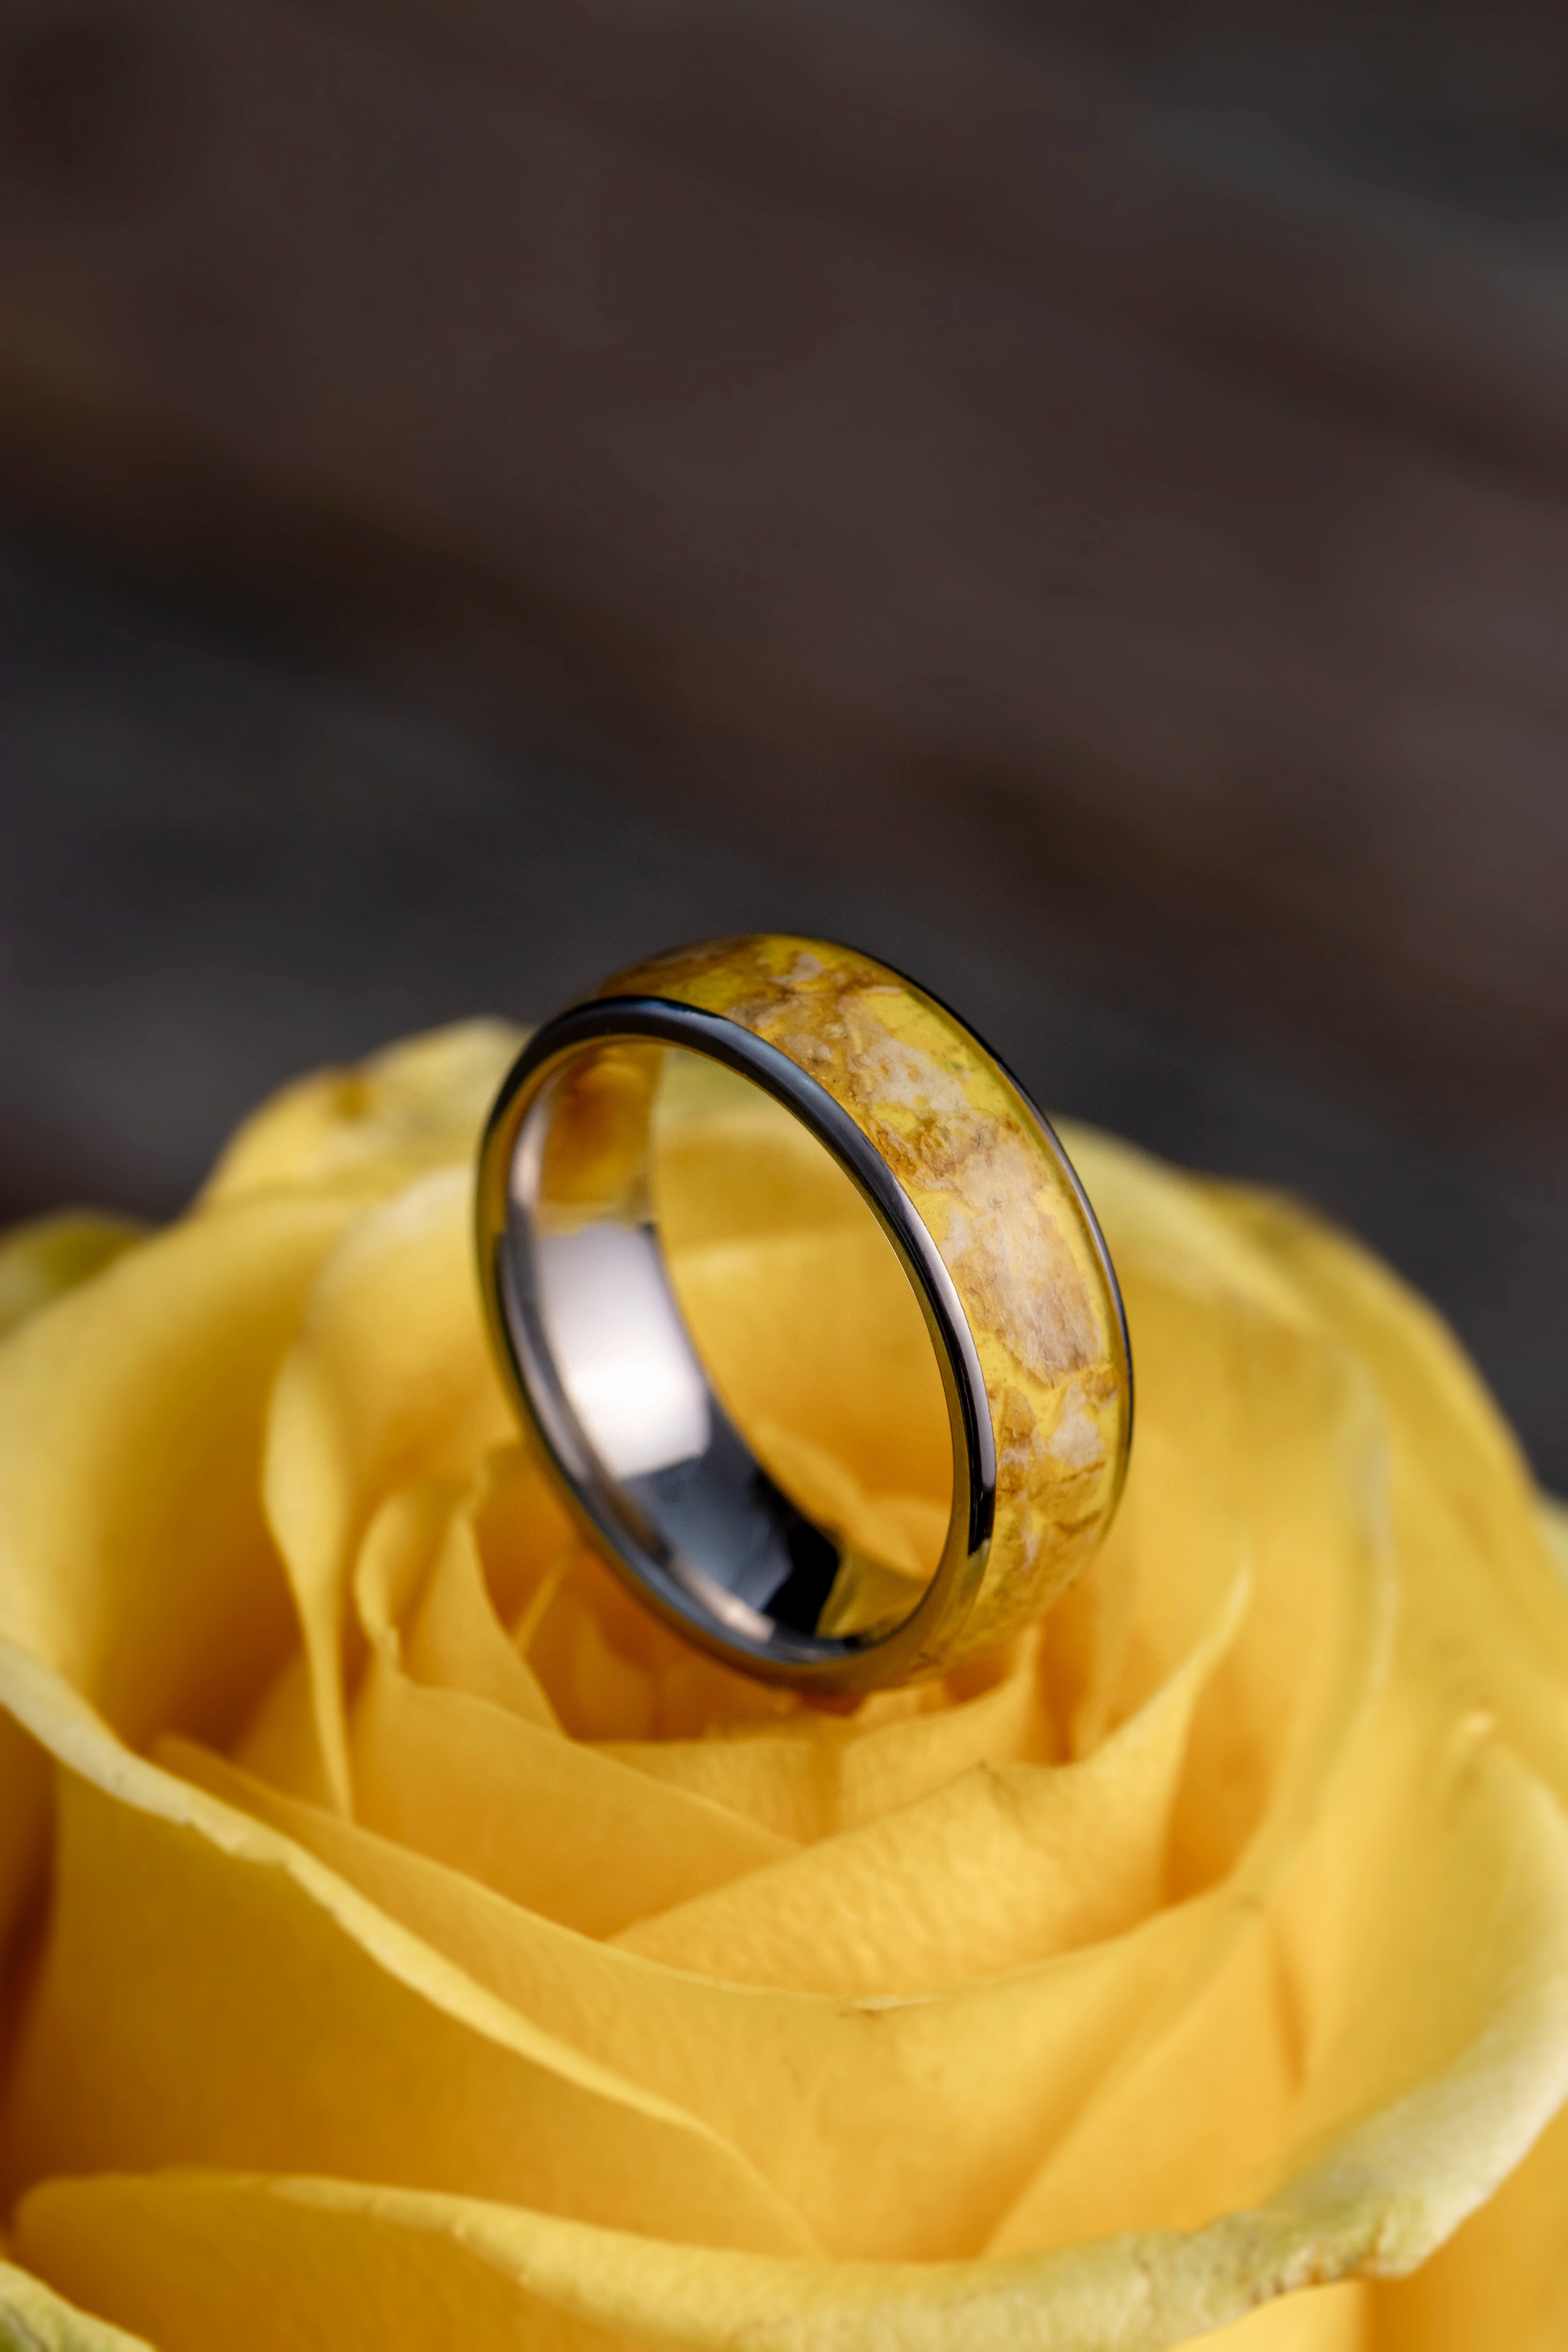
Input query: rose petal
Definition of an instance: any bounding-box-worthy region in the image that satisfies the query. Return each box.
[1212,1188,1568,1803]
[261,1167,515,1809]
[203,1022,521,1209]
[144,1730,1228,2264]
[0,1214,144,1341]
[349,1651,798,1935]
[1196,2286,1368,2348]
[614,1566,1247,1992]
[0,1192,355,1938]
[0,2250,156,2350]
[1370,2096,1568,2348]
[340,1480,797,1932]
[0,1714,49,1959]
[990,1573,1568,2261]
[351,1475,558,1730]
[0,1650,809,2257]
[0,2138,1524,2352]
[403,1487,562,1727]
[595,1651,1054,1843]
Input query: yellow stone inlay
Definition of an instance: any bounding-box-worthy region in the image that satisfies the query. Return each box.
[601,935,1131,1661]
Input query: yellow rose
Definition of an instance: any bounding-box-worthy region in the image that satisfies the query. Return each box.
[2,1021,1566,2351]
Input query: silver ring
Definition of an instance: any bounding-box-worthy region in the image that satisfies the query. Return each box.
[476,936,1131,1695]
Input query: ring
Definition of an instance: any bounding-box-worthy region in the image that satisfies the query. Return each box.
[476,935,1132,1694]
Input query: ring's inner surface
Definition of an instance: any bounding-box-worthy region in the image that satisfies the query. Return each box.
[502,1041,952,1655]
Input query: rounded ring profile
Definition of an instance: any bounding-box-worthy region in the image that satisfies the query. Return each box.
[476,935,1131,1695]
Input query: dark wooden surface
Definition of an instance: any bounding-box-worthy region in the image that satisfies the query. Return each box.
[0,0,1563,1479]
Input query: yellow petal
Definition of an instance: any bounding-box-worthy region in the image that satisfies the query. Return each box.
[0,1193,351,1737]
[0,2251,156,2350]
[348,1647,797,1934]
[228,1651,334,1809]
[202,1020,521,1208]
[0,1192,353,1939]
[991,1655,1568,2260]
[0,2147,1520,2352]
[0,1212,143,1339]
[616,1567,1247,1993]
[595,1648,1050,1843]
[138,1731,1227,2266]
[396,1486,559,1728]
[0,1206,150,1943]
[1368,2097,1568,2350]
[0,1649,808,2256]
[261,1166,515,1809]
[0,1712,49,1954]
[1212,1185,1568,1802]
[1197,2283,1368,2348]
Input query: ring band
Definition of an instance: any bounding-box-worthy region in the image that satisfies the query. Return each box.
[476,936,1131,1694]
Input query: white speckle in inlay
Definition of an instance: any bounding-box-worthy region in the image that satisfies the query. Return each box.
[1047,1383,1103,1468]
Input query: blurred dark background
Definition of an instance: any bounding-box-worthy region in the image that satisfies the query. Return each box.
[0,0,1563,1483]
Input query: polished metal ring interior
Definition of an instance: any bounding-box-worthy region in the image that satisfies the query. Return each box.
[477,936,1131,1695]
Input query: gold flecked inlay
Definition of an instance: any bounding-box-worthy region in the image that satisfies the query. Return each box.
[601,935,1131,1661]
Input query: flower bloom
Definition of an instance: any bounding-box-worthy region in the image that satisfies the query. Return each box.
[1,1022,1565,2351]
